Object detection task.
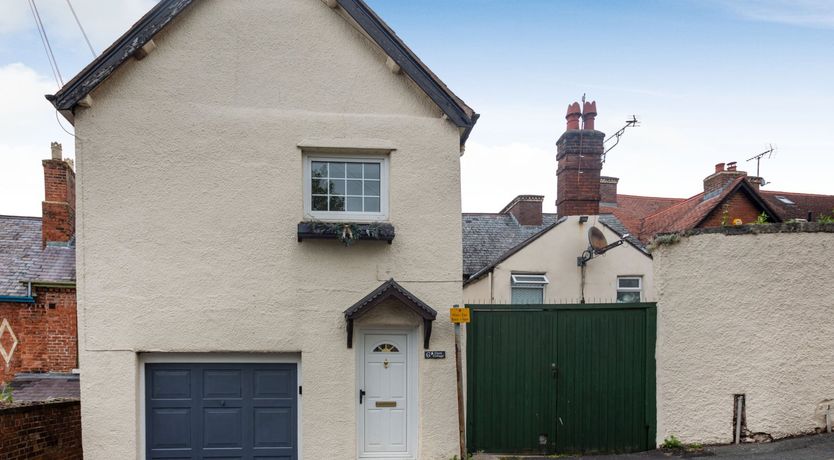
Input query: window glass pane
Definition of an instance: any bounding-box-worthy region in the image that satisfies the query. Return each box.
[512,287,544,304]
[311,179,327,195]
[364,163,380,179]
[618,277,640,288]
[329,196,345,211]
[329,179,346,195]
[364,197,380,213]
[329,162,346,178]
[311,161,328,178]
[312,196,328,211]
[617,291,641,303]
[346,180,363,195]
[346,163,363,179]
[346,197,363,212]
[364,180,380,197]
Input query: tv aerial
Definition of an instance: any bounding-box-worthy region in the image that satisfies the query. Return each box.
[746,144,776,178]
[577,226,630,267]
[602,115,640,164]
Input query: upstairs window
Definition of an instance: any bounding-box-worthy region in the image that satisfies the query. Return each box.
[617,276,642,303]
[304,155,388,221]
[511,274,549,304]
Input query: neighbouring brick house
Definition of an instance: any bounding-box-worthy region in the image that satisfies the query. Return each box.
[0,143,79,401]
[463,101,654,304]
[601,162,834,243]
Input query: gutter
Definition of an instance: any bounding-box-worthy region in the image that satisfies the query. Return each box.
[0,282,35,303]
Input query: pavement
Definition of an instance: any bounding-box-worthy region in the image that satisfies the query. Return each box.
[472,432,834,460]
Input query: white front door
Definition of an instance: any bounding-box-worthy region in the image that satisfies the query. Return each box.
[360,333,411,457]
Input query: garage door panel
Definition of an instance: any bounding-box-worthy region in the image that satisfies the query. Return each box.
[150,408,191,449]
[146,362,298,460]
[203,369,243,399]
[151,369,191,399]
[254,407,294,447]
[254,369,293,398]
[203,408,243,448]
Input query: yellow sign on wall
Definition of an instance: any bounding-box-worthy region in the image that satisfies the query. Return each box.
[450,307,471,324]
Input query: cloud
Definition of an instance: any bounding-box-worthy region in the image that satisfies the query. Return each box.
[0,0,158,50]
[461,142,558,213]
[0,63,75,217]
[709,0,834,28]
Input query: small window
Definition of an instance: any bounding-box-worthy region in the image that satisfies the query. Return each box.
[304,155,388,221]
[373,343,400,353]
[775,195,795,205]
[511,273,549,304]
[617,276,642,303]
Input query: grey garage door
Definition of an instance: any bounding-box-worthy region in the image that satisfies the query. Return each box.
[145,363,298,460]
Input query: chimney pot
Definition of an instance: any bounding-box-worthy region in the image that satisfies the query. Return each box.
[565,102,581,130]
[51,142,62,160]
[727,162,737,172]
[582,101,598,130]
[715,163,725,173]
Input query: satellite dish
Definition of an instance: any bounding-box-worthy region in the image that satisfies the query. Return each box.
[588,226,608,252]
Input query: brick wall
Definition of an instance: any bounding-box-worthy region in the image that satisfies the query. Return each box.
[0,287,77,383]
[700,190,768,227]
[556,129,604,217]
[0,400,82,459]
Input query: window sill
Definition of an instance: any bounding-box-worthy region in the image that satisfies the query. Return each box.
[297,221,395,244]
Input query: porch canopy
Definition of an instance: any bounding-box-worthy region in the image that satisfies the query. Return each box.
[344,278,437,349]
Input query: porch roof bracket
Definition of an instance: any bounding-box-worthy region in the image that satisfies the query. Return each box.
[344,278,437,349]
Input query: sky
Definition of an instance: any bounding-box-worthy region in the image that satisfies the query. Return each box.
[1,0,833,217]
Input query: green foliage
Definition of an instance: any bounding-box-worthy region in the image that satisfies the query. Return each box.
[752,211,769,225]
[0,383,13,404]
[720,205,730,227]
[818,209,834,224]
[661,435,684,449]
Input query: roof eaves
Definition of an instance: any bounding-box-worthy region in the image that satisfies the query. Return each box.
[47,0,195,115]
[336,0,478,144]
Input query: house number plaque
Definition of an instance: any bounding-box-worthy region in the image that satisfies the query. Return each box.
[424,351,446,359]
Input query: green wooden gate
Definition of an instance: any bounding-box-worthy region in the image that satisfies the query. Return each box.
[466,303,656,455]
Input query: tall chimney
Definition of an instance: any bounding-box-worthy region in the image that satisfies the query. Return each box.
[42,142,76,246]
[556,100,604,217]
[703,160,746,197]
[600,176,619,206]
[501,195,544,226]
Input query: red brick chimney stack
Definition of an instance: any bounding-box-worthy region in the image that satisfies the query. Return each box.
[556,100,605,218]
[501,195,544,226]
[42,142,76,247]
[703,161,747,197]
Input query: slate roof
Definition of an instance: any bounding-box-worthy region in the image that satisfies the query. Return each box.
[0,216,75,296]
[462,212,646,281]
[9,373,80,402]
[462,213,563,278]
[46,0,478,144]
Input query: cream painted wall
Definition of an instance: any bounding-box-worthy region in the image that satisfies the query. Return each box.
[653,228,834,445]
[73,1,463,458]
[463,216,654,304]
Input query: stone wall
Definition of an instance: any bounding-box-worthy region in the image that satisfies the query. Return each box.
[0,399,82,459]
[652,223,834,445]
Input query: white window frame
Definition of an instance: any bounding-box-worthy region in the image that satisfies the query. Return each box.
[511,273,549,304]
[303,153,389,222]
[616,276,643,303]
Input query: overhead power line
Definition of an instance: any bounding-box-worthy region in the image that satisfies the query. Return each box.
[65,0,97,58]
[28,0,64,86]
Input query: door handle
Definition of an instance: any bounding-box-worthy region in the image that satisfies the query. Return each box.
[360,389,366,404]
[551,363,558,378]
